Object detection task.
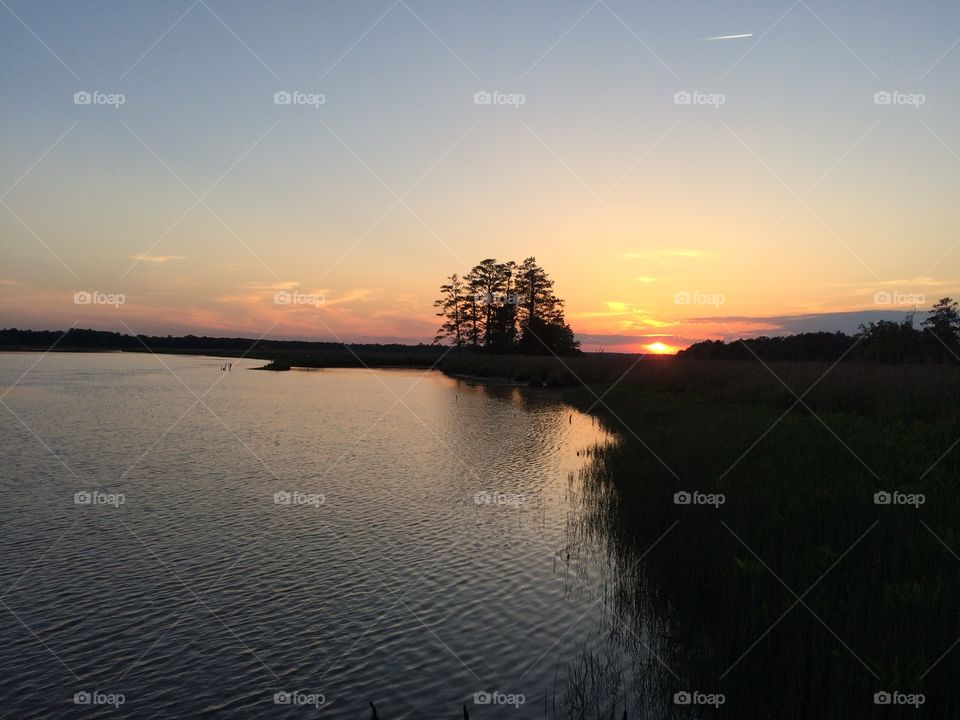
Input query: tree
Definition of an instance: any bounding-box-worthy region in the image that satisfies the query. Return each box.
[433,274,466,353]
[434,258,579,355]
[922,297,960,362]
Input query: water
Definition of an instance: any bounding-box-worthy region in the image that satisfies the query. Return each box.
[0,352,617,718]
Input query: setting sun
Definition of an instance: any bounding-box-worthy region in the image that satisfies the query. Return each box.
[644,342,676,355]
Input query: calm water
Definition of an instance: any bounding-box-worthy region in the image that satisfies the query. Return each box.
[0,352,619,718]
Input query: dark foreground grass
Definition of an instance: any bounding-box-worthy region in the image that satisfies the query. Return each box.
[544,358,960,718]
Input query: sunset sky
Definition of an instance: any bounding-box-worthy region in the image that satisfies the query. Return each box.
[3,1,959,352]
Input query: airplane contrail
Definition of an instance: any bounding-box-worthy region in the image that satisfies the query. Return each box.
[706,33,753,40]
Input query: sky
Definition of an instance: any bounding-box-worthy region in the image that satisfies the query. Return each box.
[2,1,960,353]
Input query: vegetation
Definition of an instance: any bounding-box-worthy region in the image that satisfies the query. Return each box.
[557,358,960,717]
[434,257,580,356]
[681,297,960,364]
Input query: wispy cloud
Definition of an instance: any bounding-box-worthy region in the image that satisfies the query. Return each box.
[127,254,185,263]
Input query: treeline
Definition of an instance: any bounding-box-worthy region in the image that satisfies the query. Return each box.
[434,257,580,355]
[679,297,960,363]
[0,328,442,354]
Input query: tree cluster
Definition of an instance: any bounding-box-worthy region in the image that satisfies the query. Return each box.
[678,298,960,363]
[434,257,580,355]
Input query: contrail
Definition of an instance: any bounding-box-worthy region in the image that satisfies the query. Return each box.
[706,33,753,40]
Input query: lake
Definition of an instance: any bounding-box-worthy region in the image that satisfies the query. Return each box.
[0,352,628,718]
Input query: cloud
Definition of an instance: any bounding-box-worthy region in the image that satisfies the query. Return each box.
[127,254,185,263]
[706,33,753,40]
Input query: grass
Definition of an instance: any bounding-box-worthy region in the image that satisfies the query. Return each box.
[542,357,960,717]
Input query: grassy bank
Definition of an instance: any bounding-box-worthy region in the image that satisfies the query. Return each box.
[543,358,960,718]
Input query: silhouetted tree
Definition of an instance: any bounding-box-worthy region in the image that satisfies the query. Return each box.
[433,274,466,353]
[922,297,960,362]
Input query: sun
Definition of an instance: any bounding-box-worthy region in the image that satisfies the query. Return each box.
[644,341,675,355]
